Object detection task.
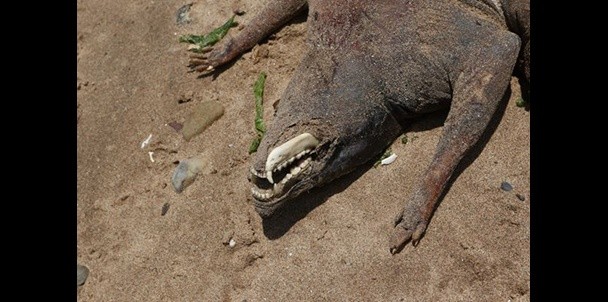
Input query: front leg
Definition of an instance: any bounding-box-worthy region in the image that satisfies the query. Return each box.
[390,31,521,254]
[189,0,307,73]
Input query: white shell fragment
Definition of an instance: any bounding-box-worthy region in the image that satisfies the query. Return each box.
[380,153,397,165]
[141,134,152,149]
[228,238,236,248]
[148,151,155,163]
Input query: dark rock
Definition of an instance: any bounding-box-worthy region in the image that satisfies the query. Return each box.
[500,181,513,191]
[161,203,170,216]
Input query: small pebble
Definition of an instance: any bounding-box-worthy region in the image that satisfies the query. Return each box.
[500,181,513,191]
[176,3,192,25]
[171,155,214,193]
[233,8,245,16]
[516,193,525,201]
[161,203,170,216]
[77,264,89,286]
[168,121,183,132]
[229,238,236,248]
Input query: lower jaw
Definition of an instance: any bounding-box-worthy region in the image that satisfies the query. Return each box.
[252,198,284,218]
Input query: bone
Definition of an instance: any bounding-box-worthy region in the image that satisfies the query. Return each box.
[266,133,319,183]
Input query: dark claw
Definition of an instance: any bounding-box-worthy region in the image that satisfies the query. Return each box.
[389,216,427,254]
[389,225,414,254]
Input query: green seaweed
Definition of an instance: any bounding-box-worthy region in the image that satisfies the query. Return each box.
[179,16,237,52]
[249,72,267,154]
[515,97,527,108]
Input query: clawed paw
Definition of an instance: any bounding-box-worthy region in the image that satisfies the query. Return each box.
[389,212,428,254]
[188,47,217,73]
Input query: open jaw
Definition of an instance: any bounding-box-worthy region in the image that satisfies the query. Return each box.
[249,133,319,206]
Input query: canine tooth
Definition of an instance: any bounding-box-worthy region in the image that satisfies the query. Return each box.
[267,171,274,184]
[266,133,319,176]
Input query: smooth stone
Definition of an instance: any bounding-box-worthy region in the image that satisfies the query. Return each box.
[77,264,89,286]
[182,101,224,141]
[172,154,214,193]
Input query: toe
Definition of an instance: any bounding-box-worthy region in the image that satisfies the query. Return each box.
[188,58,208,67]
[389,223,414,254]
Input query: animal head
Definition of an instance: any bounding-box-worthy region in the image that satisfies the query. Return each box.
[248,54,403,216]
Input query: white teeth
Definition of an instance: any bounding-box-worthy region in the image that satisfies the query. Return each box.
[250,167,266,178]
[251,187,274,200]
[290,166,301,175]
[300,158,311,168]
[266,133,319,176]
[267,171,274,184]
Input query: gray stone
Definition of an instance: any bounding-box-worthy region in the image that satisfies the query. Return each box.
[77,264,89,286]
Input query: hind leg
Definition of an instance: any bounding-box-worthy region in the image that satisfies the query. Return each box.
[389,32,521,254]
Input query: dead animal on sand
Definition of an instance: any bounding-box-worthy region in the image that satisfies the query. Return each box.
[184,0,529,254]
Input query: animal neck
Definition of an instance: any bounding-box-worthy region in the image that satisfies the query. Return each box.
[307,0,366,50]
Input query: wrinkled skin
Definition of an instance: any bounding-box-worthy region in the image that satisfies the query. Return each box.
[187,0,530,253]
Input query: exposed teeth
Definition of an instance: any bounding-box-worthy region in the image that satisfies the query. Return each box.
[290,166,301,175]
[252,136,317,201]
[250,167,266,178]
[266,150,312,184]
[301,158,311,167]
[265,133,319,183]
[251,187,273,200]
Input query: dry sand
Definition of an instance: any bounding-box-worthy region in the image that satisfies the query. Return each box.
[77,0,530,300]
